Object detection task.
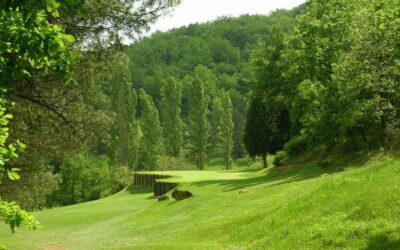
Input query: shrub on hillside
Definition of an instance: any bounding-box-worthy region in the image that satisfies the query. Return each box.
[108,165,132,194]
[384,123,400,151]
[156,156,196,171]
[284,135,310,157]
[53,154,116,206]
[273,151,287,167]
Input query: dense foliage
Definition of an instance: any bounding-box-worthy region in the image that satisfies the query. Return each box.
[245,0,400,165]
[0,0,179,221]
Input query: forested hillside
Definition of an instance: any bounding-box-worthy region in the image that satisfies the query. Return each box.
[126,9,302,99]
[125,6,304,161]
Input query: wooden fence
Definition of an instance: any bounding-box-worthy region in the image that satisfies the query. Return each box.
[133,173,177,197]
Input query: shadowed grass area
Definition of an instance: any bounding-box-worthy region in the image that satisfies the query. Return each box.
[1,154,399,249]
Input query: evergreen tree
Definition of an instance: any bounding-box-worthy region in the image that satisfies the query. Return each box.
[244,94,290,168]
[188,77,209,170]
[138,89,163,170]
[161,77,183,157]
[244,95,269,168]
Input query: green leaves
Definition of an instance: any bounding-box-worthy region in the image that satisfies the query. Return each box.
[0,95,25,181]
[0,94,35,235]
[7,168,20,181]
[0,201,37,233]
[0,1,76,85]
[46,0,61,18]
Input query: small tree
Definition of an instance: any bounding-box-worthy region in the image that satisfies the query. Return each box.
[161,77,183,157]
[138,89,163,170]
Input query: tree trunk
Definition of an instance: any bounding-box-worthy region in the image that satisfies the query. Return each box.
[261,152,267,169]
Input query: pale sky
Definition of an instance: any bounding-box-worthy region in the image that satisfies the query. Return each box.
[151,0,307,33]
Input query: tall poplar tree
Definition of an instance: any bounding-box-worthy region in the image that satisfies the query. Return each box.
[109,54,139,168]
[138,89,163,170]
[161,77,183,157]
[115,82,138,167]
[188,77,209,170]
[215,92,234,170]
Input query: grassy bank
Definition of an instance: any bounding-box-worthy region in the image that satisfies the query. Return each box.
[1,154,399,249]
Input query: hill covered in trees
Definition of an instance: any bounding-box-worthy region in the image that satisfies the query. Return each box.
[125,6,305,163]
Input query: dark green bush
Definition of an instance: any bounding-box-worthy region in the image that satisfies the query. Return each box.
[108,165,132,193]
[273,151,287,167]
[57,154,110,205]
[284,135,310,157]
[384,122,400,151]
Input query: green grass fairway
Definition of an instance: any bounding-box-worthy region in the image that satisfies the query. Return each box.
[1,155,400,249]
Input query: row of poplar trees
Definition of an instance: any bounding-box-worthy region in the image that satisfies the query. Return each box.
[117,73,234,171]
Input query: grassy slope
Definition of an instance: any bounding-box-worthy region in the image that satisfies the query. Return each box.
[1,155,399,249]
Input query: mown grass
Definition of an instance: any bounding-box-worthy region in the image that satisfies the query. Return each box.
[0,154,399,249]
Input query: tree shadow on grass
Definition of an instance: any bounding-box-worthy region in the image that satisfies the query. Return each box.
[189,174,301,192]
[166,197,195,206]
[126,185,153,195]
[362,232,400,250]
[189,160,362,192]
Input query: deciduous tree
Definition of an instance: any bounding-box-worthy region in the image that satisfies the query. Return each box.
[161,77,183,157]
[215,92,234,169]
[188,77,209,170]
[138,89,163,170]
